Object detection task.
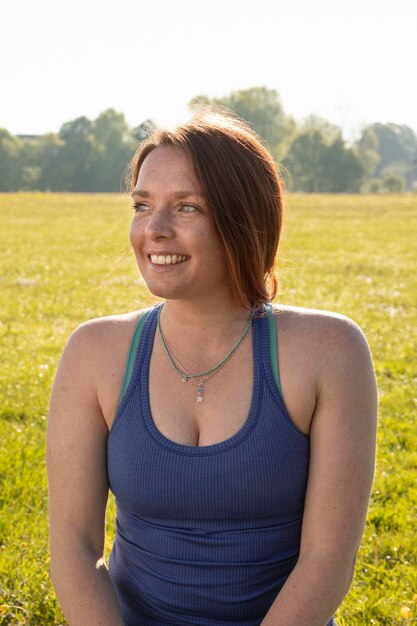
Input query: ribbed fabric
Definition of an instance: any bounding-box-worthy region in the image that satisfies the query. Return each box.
[107,303,332,626]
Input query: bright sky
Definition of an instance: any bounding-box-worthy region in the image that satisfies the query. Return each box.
[2,0,416,141]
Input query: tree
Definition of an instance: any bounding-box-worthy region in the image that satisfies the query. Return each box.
[383,174,404,193]
[285,130,363,192]
[300,115,342,145]
[369,123,417,188]
[58,116,95,191]
[319,136,364,192]
[90,109,137,192]
[35,133,66,191]
[284,130,327,192]
[362,178,383,193]
[18,137,41,190]
[132,119,158,143]
[354,127,380,178]
[0,129,22,191]
[190,87,296,160]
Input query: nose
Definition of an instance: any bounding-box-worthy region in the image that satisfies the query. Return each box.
[144,208,175,240]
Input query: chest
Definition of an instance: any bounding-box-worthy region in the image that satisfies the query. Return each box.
[108,346,310,523]
[148,331,254,447]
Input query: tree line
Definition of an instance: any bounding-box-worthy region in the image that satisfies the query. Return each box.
[1,88,417,193]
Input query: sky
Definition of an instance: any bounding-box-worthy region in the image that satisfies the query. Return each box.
[2,0,416,141]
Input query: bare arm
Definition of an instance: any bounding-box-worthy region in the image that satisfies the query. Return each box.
[261,317,377,626]
[47,323,124,626]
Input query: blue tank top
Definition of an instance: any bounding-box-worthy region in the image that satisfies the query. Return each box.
[107,303,326,625]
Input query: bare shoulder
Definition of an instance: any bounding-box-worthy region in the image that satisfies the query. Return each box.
[57,307,151,394]
[65,308,149,363]
[51,308,153,430]
[272,302,363,330]
[272,303,371,353]
[71,309,145,344]
[270,303,375,391]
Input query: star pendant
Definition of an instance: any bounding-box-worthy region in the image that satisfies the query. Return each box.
[196,395,204,403]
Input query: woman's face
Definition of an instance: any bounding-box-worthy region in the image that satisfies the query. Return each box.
[130,146,230,303]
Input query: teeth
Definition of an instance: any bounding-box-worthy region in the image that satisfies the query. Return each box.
[150,254,189,265]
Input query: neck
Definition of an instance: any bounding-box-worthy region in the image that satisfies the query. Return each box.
[159,295,252,351]
[161,300,250,334]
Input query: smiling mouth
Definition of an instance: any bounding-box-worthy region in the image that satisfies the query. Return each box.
[149,254,190,265]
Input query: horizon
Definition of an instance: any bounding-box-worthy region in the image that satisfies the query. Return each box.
[9,101,417,144]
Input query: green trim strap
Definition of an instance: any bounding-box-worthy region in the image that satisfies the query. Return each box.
[119,308,153,402]
[267,303,282,395]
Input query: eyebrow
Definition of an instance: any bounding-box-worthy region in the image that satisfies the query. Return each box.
[131,190,205,199]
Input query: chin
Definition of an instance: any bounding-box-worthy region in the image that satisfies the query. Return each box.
[143,280,188,301]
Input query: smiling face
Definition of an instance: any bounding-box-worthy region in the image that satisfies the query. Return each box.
[130,146,231,303]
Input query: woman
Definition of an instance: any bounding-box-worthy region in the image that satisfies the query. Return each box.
[47,112,377,626]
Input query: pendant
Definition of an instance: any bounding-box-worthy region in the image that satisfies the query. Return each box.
[182,376,188,383]
[196,380,204,403]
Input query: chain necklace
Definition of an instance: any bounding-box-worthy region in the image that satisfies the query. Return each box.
[163,342,222,403]
[157,304,253,403]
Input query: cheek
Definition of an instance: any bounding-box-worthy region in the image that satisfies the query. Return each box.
[205,230,224,256]
[129,220,141,250]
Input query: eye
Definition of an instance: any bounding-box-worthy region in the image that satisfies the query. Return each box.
[180,203,198,213]
[131,202,150,213]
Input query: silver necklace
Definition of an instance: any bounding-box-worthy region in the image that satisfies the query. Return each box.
[157,305,253,403]
[165,343,223,403]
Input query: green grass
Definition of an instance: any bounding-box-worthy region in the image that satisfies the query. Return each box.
[1,192,416,624]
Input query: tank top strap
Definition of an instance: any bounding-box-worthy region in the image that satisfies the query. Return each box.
[119,305,155,403]
[263,302,282,396]
[119,302,282,403]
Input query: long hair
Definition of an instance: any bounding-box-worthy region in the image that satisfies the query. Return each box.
[129,111,285,310]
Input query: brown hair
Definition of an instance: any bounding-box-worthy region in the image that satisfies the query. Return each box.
[129,110,285,310]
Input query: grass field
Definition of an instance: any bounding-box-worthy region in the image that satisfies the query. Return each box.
[0,192,416,625]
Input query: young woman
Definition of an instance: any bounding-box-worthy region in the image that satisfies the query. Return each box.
[47,113,377,625]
